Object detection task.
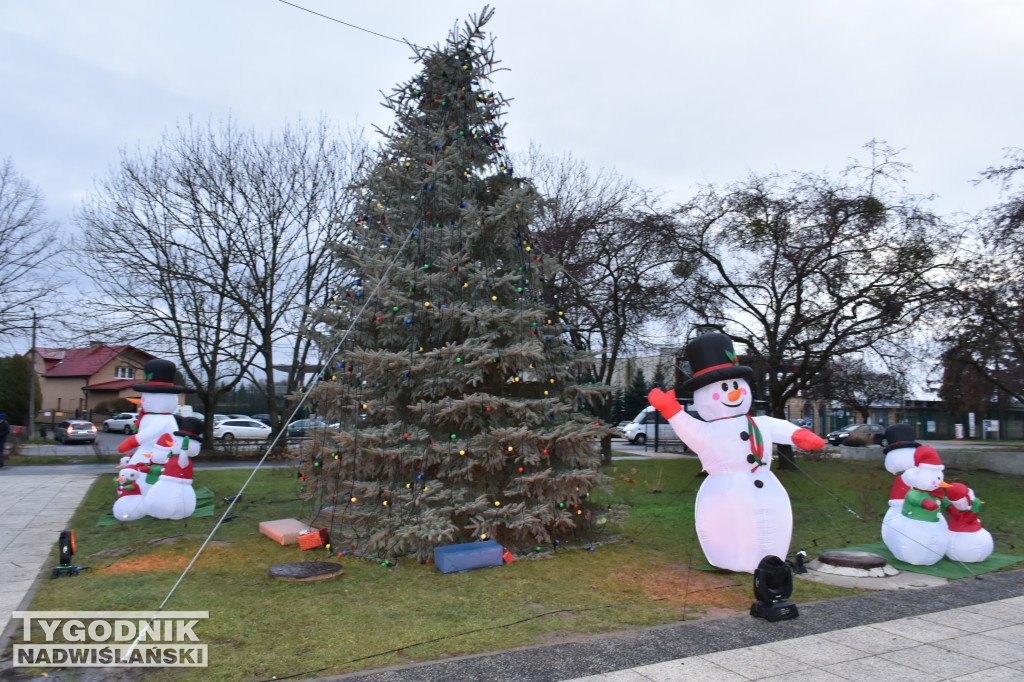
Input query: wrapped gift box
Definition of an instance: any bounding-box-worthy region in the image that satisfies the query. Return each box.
[298,528,329,550]
[259,518,311,546]
[434,540,504,573]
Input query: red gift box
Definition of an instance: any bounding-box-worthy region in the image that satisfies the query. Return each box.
[298,528,329,550]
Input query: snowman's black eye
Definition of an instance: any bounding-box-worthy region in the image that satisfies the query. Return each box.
[733,381,739,390]
[721,382,728,391]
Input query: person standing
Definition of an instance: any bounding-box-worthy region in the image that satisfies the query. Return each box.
[0,413,10,468]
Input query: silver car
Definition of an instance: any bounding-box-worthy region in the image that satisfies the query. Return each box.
[55,420,98,444]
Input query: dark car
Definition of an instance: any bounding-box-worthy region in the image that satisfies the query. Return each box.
[287,419,339,438]
[251,413,272,425]
[826,423,886,446]
[55,419,98,444]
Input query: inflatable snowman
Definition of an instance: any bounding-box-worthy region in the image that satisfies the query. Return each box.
[112,467,147,522]
[648,332,826,573]
[144,416,202,521]
[881,424,923,525]
[942,481,993,563]
[117,358,183,463]
[882,446,948,565]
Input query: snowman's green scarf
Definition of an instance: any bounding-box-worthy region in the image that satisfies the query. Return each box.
[746,415,766,471]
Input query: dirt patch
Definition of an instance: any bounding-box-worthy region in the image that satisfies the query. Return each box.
[613,563,749,610]
[100,553,192,574]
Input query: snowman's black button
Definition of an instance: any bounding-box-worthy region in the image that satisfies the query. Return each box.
[754,479,764,488]
[740,431,750,441]
[747,454,756,464]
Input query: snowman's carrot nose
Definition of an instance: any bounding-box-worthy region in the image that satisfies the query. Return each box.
[938,481,951,488]
[728,388,743,402]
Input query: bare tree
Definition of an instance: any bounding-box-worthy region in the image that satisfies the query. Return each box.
[940,148,1024,405]
[671,141,956,464]
[519,146,685,464]
[74,118,364,441]
[809,356,909,423]
[0,159,63,341]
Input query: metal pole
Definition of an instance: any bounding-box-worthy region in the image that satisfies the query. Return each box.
[28,309,37,439]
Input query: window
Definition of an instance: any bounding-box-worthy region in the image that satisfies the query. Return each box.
[115,366,134,379]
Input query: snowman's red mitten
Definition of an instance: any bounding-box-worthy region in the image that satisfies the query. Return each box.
[922,498,939,511]
[792,428,825,450]
[648,388,681,419]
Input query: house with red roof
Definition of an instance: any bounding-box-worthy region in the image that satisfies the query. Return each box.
[30,343,177,421]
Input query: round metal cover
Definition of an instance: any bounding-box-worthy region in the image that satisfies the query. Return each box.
[267,561,344,582]
[816,550,887,569]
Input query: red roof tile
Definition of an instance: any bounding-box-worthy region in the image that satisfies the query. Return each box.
[41,345,154,378]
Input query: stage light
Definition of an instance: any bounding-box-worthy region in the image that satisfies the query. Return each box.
[750,555,798,621]
[52,529,81,578]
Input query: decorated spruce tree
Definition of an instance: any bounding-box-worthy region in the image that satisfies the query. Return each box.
[299,8,617,562]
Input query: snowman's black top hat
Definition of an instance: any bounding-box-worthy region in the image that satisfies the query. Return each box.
[882,423,920,454]
[133,358,185,394]
[174,416,205,442]
[682,332,754,392]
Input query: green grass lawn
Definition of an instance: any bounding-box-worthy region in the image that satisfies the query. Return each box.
[16,456,1024,680]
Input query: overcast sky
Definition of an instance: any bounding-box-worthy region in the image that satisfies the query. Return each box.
[2,0,1022,353]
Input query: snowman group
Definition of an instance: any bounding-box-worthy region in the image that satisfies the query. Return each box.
[881,423,993,565]
[112,359,201,522]
[648,333,827,574]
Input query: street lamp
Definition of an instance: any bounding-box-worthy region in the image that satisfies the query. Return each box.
[28,308,36,439]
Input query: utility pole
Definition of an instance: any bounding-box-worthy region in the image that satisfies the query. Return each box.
[28,309,36,439]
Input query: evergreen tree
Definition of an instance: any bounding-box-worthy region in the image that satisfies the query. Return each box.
[300,8,616,561]
[621,369,648,423]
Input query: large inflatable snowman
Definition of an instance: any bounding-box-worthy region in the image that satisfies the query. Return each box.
[648,332,826,573]
[117,358,183,462]
[942,481,993,563]
[881,424,923,526]
[143,416,202,521]
[882,446,948,565]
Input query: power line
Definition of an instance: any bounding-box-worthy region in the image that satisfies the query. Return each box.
[275,0,414,46]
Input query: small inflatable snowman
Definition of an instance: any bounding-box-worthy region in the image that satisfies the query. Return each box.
[112,467,147,522]
[881,424,924,525]
[648,332,826,573]
[143,417,202,521]
[882,446,948,565]
[942,481,993,563]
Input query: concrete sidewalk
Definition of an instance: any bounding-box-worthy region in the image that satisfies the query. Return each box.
[0,472,97,649]
[330,569,1024,681]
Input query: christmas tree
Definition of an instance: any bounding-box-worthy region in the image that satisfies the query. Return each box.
[300,7,617,562]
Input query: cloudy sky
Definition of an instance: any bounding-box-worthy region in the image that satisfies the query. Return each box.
[1,0,1022,352]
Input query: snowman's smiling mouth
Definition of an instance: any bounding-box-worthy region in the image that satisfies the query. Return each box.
[721,400,743,408]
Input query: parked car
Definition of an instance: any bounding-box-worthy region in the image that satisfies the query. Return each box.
[826,423,886,446]
[227,413,251,420]
[287,419,337,438]
[251,413,271,425]
[55,419,98,444]
[212,419,272,441]
[211,414,231,424]
[620,406,687,446]
[102,412,139,434]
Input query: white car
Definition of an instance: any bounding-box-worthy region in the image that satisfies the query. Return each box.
[102,412,139,434]
[213,419,272,441]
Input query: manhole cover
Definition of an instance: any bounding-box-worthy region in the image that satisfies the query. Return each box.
[268,561,344,582]
[816,550,887,569]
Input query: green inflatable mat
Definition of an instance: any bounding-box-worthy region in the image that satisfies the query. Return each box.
[829,541,1023,579]
[97,487,215,526]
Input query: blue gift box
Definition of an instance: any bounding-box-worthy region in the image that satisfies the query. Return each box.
[433,540,504,573]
